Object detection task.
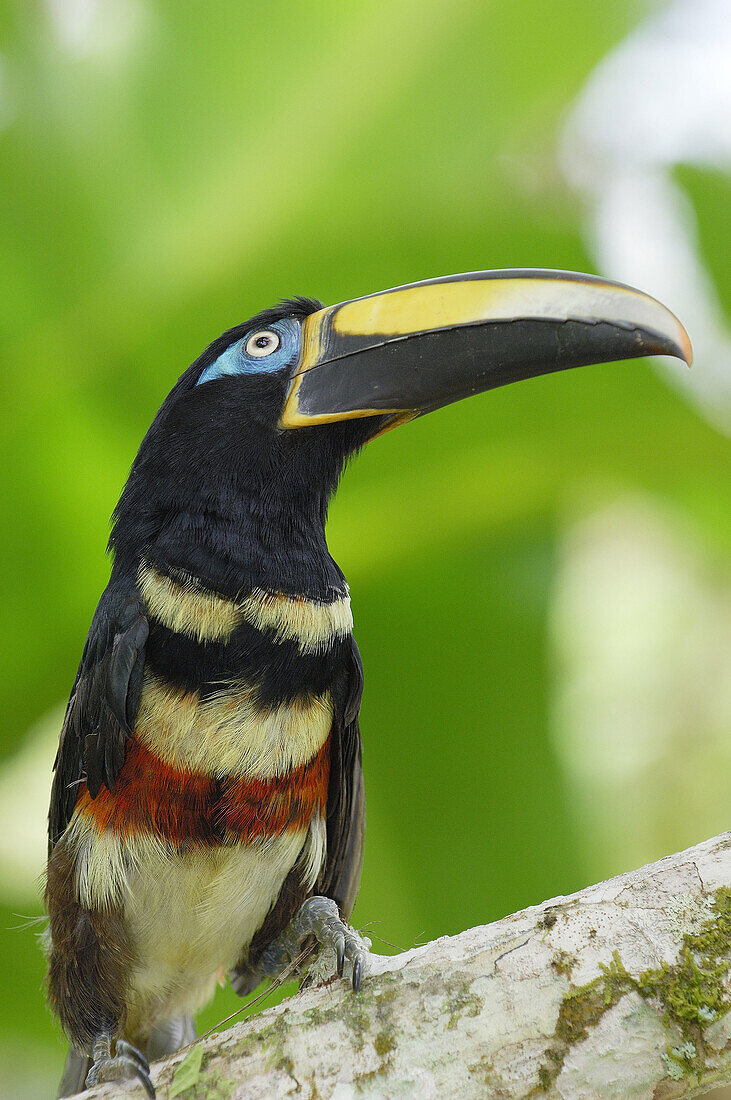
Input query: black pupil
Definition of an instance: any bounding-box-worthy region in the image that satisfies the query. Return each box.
[255,335,271,348]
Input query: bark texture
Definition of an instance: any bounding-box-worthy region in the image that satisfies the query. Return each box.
[85,833,731,1099]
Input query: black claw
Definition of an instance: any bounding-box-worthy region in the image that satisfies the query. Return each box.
[336,935,345,977]
[352,954,363,993]
[136,1067,156,1099]
[116,1039,150,1073]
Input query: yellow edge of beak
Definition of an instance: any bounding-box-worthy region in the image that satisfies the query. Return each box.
[280,366,404,428]
[297,275,692,375]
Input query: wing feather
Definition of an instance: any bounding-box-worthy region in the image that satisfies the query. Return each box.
[48,574,147,851]
[317,636,364,916]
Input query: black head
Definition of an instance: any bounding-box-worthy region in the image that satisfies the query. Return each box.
[110,298,383,599]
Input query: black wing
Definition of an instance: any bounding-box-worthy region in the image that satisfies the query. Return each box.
[316,635,365,917]
[48,572,148,852]
[232,635,365,992]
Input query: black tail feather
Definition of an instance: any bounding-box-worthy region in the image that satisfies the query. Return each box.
[57,1048,91,1098]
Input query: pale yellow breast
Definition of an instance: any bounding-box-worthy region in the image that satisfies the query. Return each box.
[134,672,333,779]
[137,560,353,652]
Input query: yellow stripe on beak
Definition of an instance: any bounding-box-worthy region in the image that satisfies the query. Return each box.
[326,276,691,356]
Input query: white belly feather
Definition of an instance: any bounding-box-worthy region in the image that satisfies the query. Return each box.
[125,831,308,1022]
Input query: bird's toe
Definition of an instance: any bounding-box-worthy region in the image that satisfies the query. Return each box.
[296,895,371,992]
[85,1036,155,1098]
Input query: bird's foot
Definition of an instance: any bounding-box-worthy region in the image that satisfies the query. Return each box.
[85,1033,155,1098]
[278,895,371,992]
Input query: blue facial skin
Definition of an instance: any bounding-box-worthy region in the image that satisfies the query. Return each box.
[196,317,302,385]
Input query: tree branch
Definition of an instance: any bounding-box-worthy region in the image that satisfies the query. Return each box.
[87,833,731,1098]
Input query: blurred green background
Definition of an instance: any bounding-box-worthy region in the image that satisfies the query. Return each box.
[1,0,729,1095]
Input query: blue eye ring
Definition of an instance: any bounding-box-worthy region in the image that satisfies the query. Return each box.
[196,316,301,385]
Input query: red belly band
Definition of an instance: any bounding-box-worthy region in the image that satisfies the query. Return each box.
[75,737,330,844]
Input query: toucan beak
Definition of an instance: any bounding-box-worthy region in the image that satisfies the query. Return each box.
[279,269,692,431]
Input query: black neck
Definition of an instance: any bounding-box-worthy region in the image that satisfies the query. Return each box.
[122,487,346,601]
[109,373,373,600]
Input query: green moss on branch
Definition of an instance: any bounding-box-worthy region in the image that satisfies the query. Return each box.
[534,887,731,1091]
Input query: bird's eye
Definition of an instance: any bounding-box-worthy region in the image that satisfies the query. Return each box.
[195,318,299,385]
[245,330,281,358]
